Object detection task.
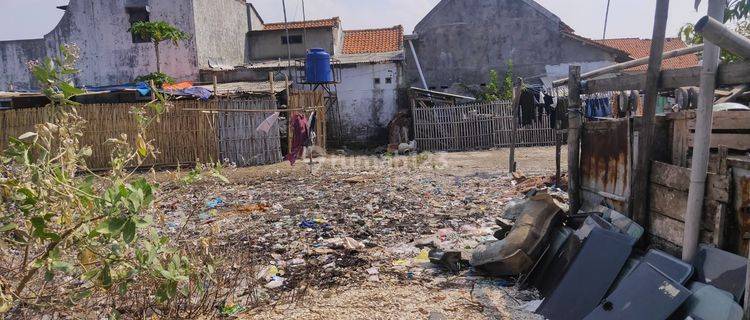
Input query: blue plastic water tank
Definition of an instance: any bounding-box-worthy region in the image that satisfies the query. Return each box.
[305,48,334,83]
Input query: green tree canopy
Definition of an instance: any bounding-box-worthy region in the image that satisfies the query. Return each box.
[128,21,189,73]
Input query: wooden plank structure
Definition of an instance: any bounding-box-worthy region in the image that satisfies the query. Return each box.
[669,110,750,166]
[411,101,561,152]
[648,161,729,255]
[566,58,750,255]
[0,99,283,170]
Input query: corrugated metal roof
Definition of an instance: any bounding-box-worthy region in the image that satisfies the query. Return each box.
[195,81,287,95]
[239,51,404,70]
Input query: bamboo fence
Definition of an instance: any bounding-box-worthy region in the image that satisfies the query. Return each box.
[412,101,560,152]
[0,99,282,170]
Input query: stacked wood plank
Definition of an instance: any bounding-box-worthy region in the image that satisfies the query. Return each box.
[669,110,750,166]
[648,161,729,254]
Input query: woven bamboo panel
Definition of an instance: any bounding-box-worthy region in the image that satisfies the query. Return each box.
[412,101,560,152]
[216,99,282,166]
[0,100,221,170]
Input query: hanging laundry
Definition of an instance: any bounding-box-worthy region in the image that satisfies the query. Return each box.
[611,93,620,118]
[286,112,309,165]
[256,112,280,134]
[541,93,553,123]
[306,111,317,147]
[519,89,536,126]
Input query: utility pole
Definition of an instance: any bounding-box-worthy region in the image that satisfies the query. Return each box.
[603,0,612,39]
[630,0,669,233]
[282,0,293,79]
[302,0,307,44]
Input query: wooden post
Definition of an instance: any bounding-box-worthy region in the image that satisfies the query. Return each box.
[567,66,583,214]
[285,73,292,156]
[683,0,725,262]
[212,75,218,100]
[149,80,156,100]
[555,128,562,187]
[509,78,523,173]
[630,0,669,231]
[269,72,276,100]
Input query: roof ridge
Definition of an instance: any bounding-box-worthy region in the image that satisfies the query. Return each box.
[344,25,403,33]
[264,16,340,26]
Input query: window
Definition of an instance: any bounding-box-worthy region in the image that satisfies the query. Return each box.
[385,77,392,84]
[374,78,381,85]
[128,8,150,43]
[281,35,303,44]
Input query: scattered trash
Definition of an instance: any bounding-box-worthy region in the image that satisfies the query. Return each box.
[205,197,224,209]
[537,228,634,320]
[584,262,690,319]
[428,249,467,273]
[471,192,563,277]
[343,237,365,250]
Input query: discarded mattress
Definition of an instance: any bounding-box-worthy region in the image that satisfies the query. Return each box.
[536,228,633,320]
[583,262,691,320]
[471,193,563,277]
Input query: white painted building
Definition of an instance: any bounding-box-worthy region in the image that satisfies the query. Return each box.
[201,20,406,147]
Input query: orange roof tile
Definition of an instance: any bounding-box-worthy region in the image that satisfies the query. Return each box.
[342,26,404,54]
[263,17,340,31]
[595,38,700,71]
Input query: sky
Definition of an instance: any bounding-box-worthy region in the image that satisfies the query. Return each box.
[0,0,709,41]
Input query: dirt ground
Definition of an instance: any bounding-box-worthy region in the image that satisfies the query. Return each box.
[148,146,565,319]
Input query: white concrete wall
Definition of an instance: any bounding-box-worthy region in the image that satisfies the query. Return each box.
[193,0,249,68]
[51,0,200,87]
[0,39,46,90]
[0,0,255,89]
[336,62,400,146]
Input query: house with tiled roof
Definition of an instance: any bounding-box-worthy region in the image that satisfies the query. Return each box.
[226,11,406,146]
[595,38,700,72]
[406,0,631,93]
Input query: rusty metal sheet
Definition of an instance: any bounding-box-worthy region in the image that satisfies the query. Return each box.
[581,119,630,211]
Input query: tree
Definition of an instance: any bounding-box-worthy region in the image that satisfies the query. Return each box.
[129,21,189,74]
[480,60,514,102]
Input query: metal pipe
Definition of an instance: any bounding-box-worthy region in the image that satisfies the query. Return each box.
[553,45,704,87]
[683,0,726,262]
[696,15,750,59]
[408,38,429,90]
